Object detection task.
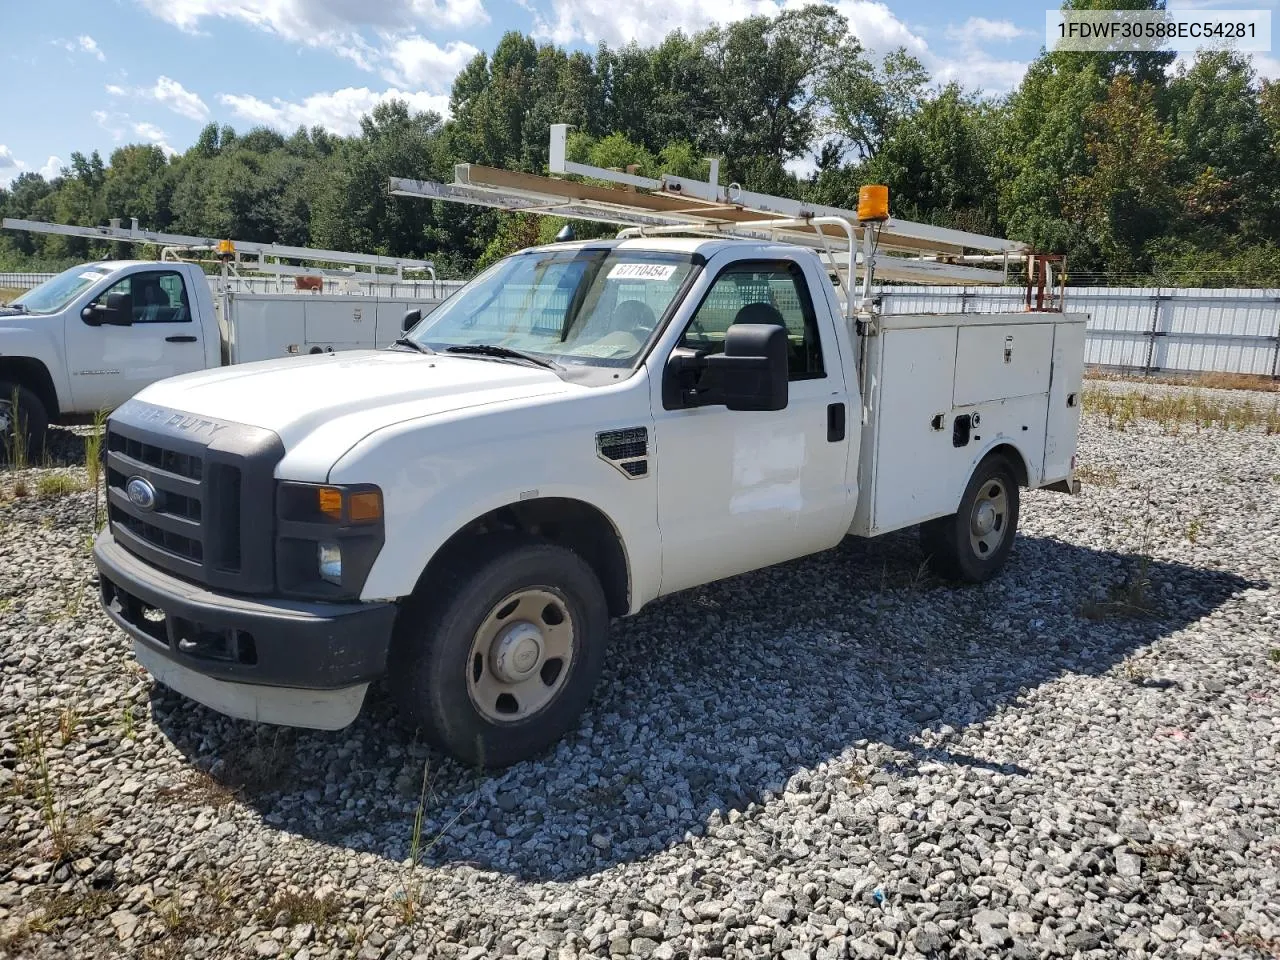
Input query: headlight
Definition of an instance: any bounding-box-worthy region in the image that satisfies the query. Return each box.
[276,482,385,599]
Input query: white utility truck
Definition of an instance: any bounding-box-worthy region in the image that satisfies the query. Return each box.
[0,218,455,452]
[93,132,1085,768]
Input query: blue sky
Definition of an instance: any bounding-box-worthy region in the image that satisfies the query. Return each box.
[0,0,1274,186]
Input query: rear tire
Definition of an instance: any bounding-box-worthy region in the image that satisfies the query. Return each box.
[0,380,48,464]
[920,456,1020,583]
[389,535,609,769]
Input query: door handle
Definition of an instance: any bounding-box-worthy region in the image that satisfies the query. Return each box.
[165,335,197,343]
[827,402,846,442]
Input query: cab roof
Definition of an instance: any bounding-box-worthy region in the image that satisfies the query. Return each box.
[524,236,792,258]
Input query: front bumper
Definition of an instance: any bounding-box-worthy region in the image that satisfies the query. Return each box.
[94,529,398,729]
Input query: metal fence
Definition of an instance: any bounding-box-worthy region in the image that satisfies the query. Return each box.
[0,272,55,289]
[5,270,1279,378]
[878,286,1280,379]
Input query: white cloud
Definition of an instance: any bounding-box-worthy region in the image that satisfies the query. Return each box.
[946,17,1030,43]
[132,122,179,157]
[530,0,770,46]
[58,34,106,61]
[133,0,489,74]
[0,146,38,187]
[37,156,64,179]
[106,76,210,121]
[218,87,450,135]
[152,76,210,120]
[381,36,479,89]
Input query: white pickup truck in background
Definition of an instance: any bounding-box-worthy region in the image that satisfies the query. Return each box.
[0,258,455,452]
[91,224,1086,768]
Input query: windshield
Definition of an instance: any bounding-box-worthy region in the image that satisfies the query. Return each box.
[408,248,698,370]
[12,264,113,315]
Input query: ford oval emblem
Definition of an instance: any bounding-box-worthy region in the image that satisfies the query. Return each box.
[125,476,158,511]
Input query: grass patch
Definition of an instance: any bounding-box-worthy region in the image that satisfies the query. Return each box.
[1088,370,1280,394]
[1076,463,1119,487]
[0,287,24,305]
[3,387,30,469]
[1084,387,1280,433]
[261,890,341,927]
[156,770,238,808]
[13,717,94,861]
[86,408,107,529]
[0,890,124,952]
[35,472,87,499]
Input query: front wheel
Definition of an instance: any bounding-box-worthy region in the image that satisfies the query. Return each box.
[920,456,1020,583]
[0,380,48,463]
[390,536,609,768]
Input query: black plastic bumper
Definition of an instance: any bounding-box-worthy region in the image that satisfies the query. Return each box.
[94,529,397,690]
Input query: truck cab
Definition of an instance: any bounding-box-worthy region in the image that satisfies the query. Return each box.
[91,235,1085,769]
[0,261,218,446]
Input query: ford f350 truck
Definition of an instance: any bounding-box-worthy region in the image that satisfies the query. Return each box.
[92,223,1086,768]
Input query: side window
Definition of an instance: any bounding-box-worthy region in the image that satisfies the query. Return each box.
[677,261,825,380]
[92,271,191,324]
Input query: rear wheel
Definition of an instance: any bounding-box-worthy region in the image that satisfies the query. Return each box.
[390,536,609,768]
[0,380,48,464]
[920,456,1020,583]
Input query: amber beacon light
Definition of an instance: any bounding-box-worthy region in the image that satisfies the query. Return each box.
[857,185,890,223]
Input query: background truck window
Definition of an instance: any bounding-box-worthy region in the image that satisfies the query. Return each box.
[93,271,192,324]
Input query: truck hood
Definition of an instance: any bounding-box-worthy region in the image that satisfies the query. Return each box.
[129,349,573,453]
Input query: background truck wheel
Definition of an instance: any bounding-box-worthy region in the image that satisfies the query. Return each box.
[390,536,610,769]
[0,380,48,463]
[920,455,1020,583]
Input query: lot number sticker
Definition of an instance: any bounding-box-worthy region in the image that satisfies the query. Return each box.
[608,263,677,281]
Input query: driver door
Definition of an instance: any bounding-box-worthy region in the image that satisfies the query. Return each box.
[652,256,852,596]
[66,269,207,410]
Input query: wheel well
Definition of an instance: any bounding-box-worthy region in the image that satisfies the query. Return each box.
[987,443,1029,487]
[0,358,59,420]
[416,498,630,617]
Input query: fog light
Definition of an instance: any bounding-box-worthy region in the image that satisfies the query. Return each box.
[318,542,342,584]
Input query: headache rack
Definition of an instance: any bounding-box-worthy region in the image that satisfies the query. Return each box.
[389,124,1065,317]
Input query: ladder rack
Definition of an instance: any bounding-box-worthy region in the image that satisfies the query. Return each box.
[1,217,437,282]
[389,123,1047,307]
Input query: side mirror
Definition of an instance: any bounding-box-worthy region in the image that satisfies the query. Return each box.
[103,292,134,325]
[81,292,133,327]
[662,323,789,411]
[402,308,422,332]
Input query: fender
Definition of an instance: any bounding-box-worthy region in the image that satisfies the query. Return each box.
[324,374,662,613]
[0,325,73,415]
[957,436,1038,505]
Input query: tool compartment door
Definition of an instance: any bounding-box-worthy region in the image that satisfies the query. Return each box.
[954,323,1054,405]
[1042,319,1087,482]
[869,324,962,534]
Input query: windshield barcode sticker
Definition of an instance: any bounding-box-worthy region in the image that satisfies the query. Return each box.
[608,263,677,281]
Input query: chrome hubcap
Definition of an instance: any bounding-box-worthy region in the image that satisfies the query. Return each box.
[969,479,1009,557]
[467,588,574,723]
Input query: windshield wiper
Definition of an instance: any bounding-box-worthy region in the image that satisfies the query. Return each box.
[1,302,27,314]
[391,337,433,354]
[445,344,560,370]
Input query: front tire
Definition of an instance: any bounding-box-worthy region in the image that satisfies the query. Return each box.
[920,456,1020,583]
[390,536,609,768]
[0,380,48,463]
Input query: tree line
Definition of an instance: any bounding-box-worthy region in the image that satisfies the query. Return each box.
[3,0,1279,285]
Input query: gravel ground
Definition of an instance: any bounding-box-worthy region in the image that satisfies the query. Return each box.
[2,389,1278,960]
